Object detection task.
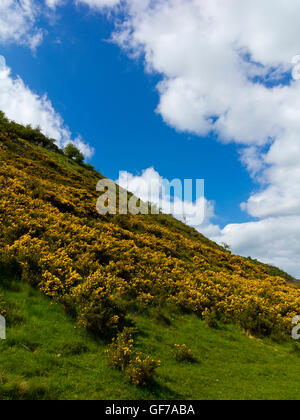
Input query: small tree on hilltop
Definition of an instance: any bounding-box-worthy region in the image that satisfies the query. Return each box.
[64,143,84,164]
[221,242,231,252]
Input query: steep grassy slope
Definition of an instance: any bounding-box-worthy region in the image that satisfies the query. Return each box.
[1,273,300,400]
[1,114,300,399]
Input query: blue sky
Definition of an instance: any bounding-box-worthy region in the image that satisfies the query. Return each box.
[1,1,300,276]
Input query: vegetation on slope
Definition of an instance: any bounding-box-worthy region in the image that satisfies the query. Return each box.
[245,257,298,285]
[0,111,60,154]
[1,112,300,398]
[1,273,300,400]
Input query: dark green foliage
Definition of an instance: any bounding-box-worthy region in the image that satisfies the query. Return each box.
[204,309,219,329]
[76,293,126,336]
[82,163,95,171]
[0,111,60,153]
[64,143,84,164]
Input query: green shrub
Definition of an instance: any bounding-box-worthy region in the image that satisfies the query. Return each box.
[237,303,278,338]
[77,294,125,336]
[105,327,136,371]
[203,309,219,329]
[64,143,84,164]
[0,111,59,153]
[126,355,160,386]
[60,295,78,319]
[106,327,160,386]
[82,163,95,171]
[173,344,195,362]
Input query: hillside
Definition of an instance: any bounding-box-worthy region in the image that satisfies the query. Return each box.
[2,274,300,400]
[1,113,300,400]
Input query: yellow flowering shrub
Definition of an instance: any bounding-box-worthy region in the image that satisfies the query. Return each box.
[0,295,6,318]
[174,344,195,362]
[105,327,160,385]
[1,130,300,339]
[105,327,136,371]
[126,355,160,386]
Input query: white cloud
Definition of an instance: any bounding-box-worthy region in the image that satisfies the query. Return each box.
[111,0,300,143]
[0,0,45,50]
[0,56,94,158]
[0,0,68,49]
[76,0,122,10]
[73,135,94,159]
[211,217,300,278]
[45,0,64,9]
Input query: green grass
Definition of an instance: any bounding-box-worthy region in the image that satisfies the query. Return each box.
[36,146,101,181]
[1,274,300,400]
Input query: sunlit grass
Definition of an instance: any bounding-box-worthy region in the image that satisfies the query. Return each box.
[1,276,300,400]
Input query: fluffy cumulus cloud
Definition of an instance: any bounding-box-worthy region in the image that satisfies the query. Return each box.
[101,0,300,277]
[0,56,94,158]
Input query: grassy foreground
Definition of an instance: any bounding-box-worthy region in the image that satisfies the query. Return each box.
[1,274,300,401]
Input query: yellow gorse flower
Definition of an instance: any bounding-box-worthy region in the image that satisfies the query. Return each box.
[0,134,300,337]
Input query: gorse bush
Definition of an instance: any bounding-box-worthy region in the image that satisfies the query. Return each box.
[105,327,136,371]
[0,120,300,342]
[203,308,219,329]
[173,344,195,363]
[126,355,160,386]
[77,293,125,336]
[105,327,160,386]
